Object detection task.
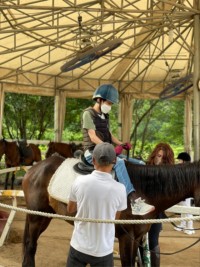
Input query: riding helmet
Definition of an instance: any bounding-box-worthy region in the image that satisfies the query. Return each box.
[92,84,119,104]
[177,152,191,162]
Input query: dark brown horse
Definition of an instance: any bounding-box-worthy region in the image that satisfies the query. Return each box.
[45,141,83,158]
[0,139,42,189]
[21,155,200,267]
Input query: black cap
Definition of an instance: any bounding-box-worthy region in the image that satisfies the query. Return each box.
[93,143,116,165]
[177,152,191,162]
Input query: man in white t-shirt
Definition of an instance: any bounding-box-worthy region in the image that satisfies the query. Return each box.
[66,142,127,267]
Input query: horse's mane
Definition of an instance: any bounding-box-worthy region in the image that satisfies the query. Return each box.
[125,161,200,198]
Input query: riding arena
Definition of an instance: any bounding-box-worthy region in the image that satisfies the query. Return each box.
[0,141,199,267]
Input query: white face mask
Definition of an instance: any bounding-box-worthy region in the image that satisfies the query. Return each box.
[101,103,111,114]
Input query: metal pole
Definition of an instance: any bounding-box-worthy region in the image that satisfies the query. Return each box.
[118,100,122,141]
[184,94,192,157]
[0,84,5,138]
[193,2,200,160]
[54,92,59,142]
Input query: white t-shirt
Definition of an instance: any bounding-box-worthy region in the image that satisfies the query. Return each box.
[69,170,127,257]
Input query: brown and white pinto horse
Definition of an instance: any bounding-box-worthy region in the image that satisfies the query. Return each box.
[22,155,200,267]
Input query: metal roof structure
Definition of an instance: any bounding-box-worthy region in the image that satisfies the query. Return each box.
[0,0,196,99]
[0,0,200,158]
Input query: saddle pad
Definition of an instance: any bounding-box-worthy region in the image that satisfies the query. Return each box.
[48,158,80,204]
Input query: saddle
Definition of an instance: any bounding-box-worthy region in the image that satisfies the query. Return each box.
[73,152,117,180]
[17,140,33,164]
[73,154,94,175]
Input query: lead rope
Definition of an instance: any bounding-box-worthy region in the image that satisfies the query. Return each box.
[142,232,151,267]
[120,143,130,160]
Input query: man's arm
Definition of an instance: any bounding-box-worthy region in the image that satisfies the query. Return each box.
[111,134,123,146]
[67,200,77,214]
[88,129,104,144]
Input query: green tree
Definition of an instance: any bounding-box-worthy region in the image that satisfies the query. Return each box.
[3,93,54,140]
[63,98,92,140]
[2,93,185,159]
[130,99,184,159]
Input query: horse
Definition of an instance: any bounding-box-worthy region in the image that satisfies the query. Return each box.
[45,141,83,158]
[21,155,200,267]
[0,139,42,189]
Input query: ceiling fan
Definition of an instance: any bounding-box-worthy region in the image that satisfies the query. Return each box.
[60,14,123,72]
[159,73,193,99]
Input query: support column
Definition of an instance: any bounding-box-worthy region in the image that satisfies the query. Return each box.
[193,4,200,161]
[118,101,122,141]
[120,94,133,143]
[0,84,5,138]
[184,94,192,156]
[54,90,66,142]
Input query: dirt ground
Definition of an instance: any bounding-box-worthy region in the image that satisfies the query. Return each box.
[0,196,200,267]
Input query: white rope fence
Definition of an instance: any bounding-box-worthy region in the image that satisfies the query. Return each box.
[0,189,200,248]
[0,199,200,224]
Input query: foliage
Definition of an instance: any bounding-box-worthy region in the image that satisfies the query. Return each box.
[64,98,93,140]
[3,93,54,140]
[2,93,185,161]
[130,99,185,160]
[109,104,119,136]
[65,98,91,130]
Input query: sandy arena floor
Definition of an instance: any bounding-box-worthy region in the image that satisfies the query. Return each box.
[0,195,200,267]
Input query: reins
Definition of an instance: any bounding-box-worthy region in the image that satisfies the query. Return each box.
[164,212,200,231]
[120,143,130,160]
[120,224,200,256]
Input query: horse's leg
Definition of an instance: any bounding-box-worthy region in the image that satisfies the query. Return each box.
[11,172,15,189]
[194,188,200,207]
[4,172,10,189]
[22,214,52,267]
[118,233,140,267]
